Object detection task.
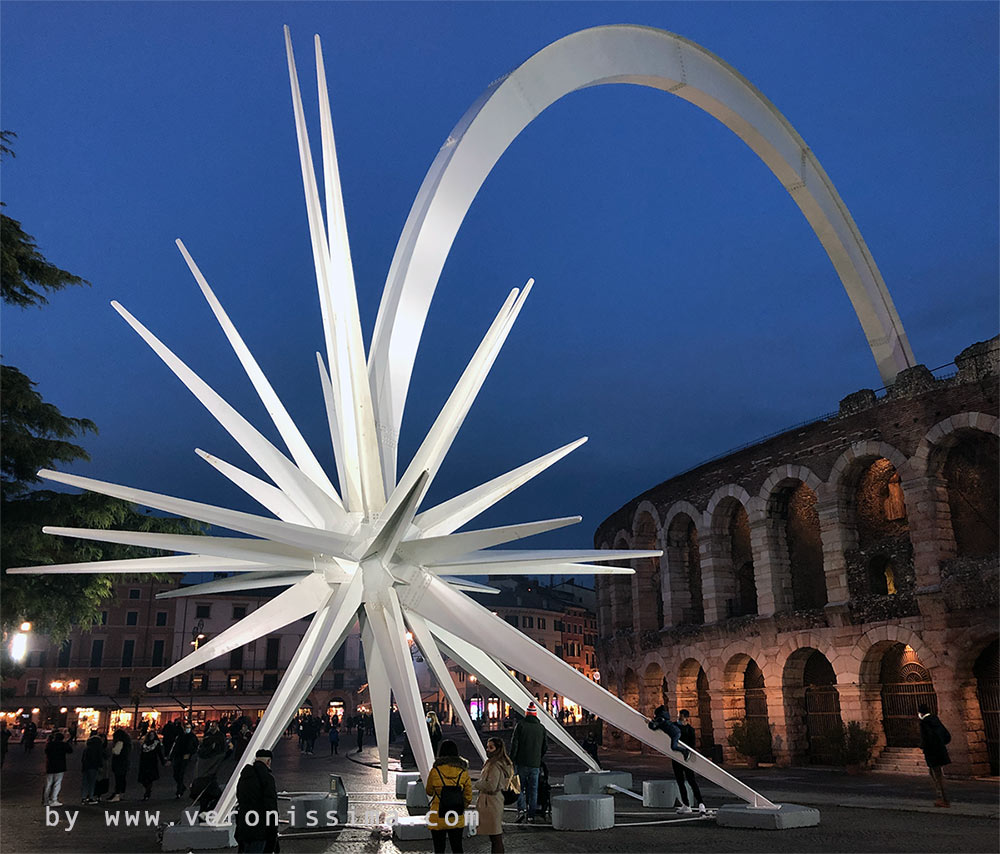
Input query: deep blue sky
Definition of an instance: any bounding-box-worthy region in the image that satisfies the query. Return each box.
[3,2,997,556]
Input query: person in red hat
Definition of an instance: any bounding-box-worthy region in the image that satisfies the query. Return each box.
[510,703,547,822]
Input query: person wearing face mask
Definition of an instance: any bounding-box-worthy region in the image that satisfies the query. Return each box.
[138,730,166,801]
[169,723,199,799]
[474,737,515,853]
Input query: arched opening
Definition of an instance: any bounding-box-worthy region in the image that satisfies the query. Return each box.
[677,658,714,751]
[712,498,757,618]
[802,652,842,764]
[879,643,937,747]
[623,669,641,711]
[633,511,662,632]
[867,554,897,596]
[974,639,999,775]
[666,513,704,625]
[943,432,999,558]
[768,481,826,610]
[842,457,916,604]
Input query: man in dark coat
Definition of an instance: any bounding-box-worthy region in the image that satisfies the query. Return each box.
[510,702,547,822]
[918,703,952,807]
[235,749,279,853]
[671,710,705,813]
[43,730,73,806]
[169,723,199,798]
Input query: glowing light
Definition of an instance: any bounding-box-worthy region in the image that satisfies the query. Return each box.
[20,621,32,632]
[9,633,27,662]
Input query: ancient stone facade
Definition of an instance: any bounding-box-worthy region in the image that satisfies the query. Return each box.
[594,338,999,776]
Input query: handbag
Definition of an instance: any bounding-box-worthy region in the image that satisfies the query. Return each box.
[502,769,521,805]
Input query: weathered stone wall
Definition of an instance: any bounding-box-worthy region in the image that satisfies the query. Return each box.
[593,337,999,776]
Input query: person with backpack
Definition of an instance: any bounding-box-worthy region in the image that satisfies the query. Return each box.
[425,739,472,853]
[474,737,515,853]
[918,703,952,807]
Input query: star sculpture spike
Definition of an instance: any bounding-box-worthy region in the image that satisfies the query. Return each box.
[10,27,781,824]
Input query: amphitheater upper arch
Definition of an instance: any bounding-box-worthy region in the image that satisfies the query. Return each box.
[706,483,754,524]
[664,500,707,536]
[632,501,663,542]
[910,412,1000,478]
[368,24,916,483]
[758,463,826,502]
[827,439,910,490]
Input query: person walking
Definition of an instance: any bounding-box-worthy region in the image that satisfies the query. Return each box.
[918,703,952,807]
[169,723,199,798]
[108,728,131,802]
[671,710,705,814]
[510,702,547,823]
[192,721,230,812]
[138,730,166,801]
[426,711,443,758]
[160,719,180,759]
[81,730,105,804]
[43,730,73,806]
[23,720,37,752]
[356,720,365,753]
[235,749,279,853]
[328,723,340,756]
[474,737,515,853]
[425,739,472,854]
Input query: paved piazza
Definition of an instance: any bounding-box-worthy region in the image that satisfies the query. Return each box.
[1,728,995,853]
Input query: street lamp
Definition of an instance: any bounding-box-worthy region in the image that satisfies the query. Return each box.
[9,622,32,662]
[188,620,205,725]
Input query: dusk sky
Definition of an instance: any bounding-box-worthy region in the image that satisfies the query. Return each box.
[3,2,997,559]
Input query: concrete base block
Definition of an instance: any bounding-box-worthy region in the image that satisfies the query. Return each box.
[405,780,429,815]
[715,803,821,829]
[288,794,334,828]
[393,815,432,841]
[551,794,615,831]
[395,771,423,798]
[391,816,475,840]
[161,823,235,850]
[642,779,682,808]
[563,770,633,794]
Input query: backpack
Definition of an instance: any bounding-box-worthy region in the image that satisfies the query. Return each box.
[434,767,466,816]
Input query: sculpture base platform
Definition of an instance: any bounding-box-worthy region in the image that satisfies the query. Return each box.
[405,780,429,815]
[551,794,615,831]
[642,780,682,808]
[563,770,633,794]
[392,816,475,841]
[161,822,235,850]
[715,803,820,829]
[395,771,422,798]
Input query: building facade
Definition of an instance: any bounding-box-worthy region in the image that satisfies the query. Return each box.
[594,338,999,775]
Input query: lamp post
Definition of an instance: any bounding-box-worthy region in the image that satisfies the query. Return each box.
[188,620,205,725]
[9,621,32,662]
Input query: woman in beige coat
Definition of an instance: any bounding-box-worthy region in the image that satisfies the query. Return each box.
[474,737,515,853]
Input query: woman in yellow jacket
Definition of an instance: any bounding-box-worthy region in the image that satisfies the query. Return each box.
[425,740,472,853]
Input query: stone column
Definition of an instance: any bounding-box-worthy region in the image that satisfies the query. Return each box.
[817,496,854,603]
[749,515,785,617]
[700,538,731,624]
[901,474,956,591]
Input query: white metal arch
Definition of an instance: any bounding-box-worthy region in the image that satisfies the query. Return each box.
[369,24,916,486]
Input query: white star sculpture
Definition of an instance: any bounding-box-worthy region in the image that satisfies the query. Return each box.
[11,28,777,819]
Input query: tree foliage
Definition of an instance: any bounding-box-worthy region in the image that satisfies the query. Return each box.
[0,132,90,308]
[1,365,97,497]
